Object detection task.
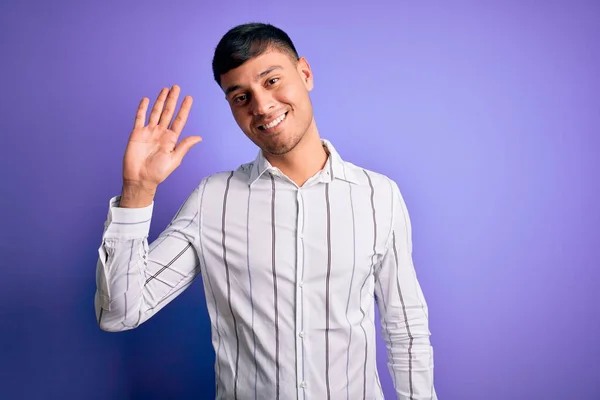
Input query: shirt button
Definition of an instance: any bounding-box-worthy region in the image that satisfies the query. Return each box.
[299,281,303,288]
[299,331,304,338]
[300,381,307,388]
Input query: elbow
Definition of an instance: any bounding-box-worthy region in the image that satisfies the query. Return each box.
[98,319,127,333]
[97,315,139,333]
[384,316,432,344]
[95,304,140,333]
[96,308,120,332]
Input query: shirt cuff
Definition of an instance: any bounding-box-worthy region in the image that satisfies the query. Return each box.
[102,195,154,239]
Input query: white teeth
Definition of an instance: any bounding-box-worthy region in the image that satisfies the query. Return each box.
[262,113,286,129]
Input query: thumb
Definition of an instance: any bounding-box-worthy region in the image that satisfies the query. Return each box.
[174,136,202,161]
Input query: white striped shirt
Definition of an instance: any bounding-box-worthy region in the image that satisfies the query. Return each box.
[95,139,437,400]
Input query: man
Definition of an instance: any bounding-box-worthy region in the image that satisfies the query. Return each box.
[95,22,437,400]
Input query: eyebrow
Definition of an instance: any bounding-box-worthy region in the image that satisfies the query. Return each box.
[224,65,284,97]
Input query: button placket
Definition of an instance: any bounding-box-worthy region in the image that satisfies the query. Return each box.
[295,188,306,397]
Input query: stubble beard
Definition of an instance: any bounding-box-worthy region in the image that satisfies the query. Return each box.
[261,131,304,156]
[259,117,311,156]
[246,108,314,156]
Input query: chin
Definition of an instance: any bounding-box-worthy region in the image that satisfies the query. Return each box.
[260,139,291,156]
[264,146,293,156]
[265,133,305,156]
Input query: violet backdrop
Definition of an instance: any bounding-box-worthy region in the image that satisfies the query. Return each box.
[0,0,598,399]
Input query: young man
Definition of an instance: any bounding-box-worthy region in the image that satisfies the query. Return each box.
[95,23,437,400]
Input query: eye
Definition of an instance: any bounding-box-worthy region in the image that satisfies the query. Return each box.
[267,77,280,85]
[233,94,247,104]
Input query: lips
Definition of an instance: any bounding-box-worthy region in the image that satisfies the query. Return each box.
[257,112,288,131]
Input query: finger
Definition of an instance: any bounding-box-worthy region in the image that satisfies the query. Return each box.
[158,85,181,128]
[133,97,149,129]
[173,135,202,162]
[170,96,193,135]
[148,88,169,126]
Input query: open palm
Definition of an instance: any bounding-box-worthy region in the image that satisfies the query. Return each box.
[123,85,202,189]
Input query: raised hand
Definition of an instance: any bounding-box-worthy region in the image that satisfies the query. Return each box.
[120,85,202,207]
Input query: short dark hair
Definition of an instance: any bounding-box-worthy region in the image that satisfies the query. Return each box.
[212,23,299,86]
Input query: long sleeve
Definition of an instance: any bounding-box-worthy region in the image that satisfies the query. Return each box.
[94,184,202,332]
[374,181,437,400]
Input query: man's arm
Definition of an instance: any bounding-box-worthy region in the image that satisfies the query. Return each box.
[94,183,203,332]
[95,84,204,332]
[374,180,437,400]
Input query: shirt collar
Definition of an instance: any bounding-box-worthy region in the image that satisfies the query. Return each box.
[248,139,360,186]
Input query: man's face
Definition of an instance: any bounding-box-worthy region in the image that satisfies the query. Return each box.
[220,47,315,156]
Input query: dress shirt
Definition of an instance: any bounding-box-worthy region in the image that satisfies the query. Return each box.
[95,139,437,400]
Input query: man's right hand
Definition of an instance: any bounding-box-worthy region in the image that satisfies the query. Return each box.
[120,85,202,208]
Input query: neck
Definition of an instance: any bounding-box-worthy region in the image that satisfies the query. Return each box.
[263,119,327,186]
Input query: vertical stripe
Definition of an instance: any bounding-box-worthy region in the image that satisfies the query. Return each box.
[376,279,398,387]
[357,275,370,400]
[222,172,240,400]
[343,177,357,400]
[198,177,223,399]
[270,174,280,400]
[246,186,258,400]
[365,170,378,400]
[391,180,431,398]
[98,141,435,400]
[376,180,399,388]
[392,231,415,400]
[124,240,134,320]
[324,183,332,400]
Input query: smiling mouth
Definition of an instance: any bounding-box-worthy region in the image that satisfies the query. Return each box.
[257,112,288,131]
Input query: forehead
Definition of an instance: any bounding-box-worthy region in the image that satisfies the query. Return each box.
[220,48,296,89]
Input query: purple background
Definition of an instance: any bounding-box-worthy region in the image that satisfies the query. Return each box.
[1,0,598,399]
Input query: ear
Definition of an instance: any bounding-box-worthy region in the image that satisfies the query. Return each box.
[297,56,314,91]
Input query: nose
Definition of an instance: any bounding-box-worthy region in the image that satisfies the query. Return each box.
[250,89,276,116]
